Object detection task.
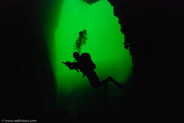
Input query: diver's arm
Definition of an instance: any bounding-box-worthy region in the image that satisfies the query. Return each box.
[62,61,77,70]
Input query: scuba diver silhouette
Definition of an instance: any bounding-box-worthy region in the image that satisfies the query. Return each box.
[62,52,125,89]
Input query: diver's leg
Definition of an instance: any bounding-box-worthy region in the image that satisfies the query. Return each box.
[98,78,109,97]
[108,76,126,89]
[99,78,110,87]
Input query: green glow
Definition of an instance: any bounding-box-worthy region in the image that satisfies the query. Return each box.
[50,0,133,107]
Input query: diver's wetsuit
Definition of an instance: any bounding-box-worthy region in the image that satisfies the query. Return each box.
[63,52,125,89]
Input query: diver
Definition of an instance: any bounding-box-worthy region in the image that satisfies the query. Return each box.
[62,52,125,89]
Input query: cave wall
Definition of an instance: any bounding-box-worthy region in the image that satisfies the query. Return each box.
[108,0,184,122]
[0,0,57,115]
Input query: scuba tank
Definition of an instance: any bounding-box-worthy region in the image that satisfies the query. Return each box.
[81,53,96,70]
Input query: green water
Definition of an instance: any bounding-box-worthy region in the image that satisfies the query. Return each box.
[49,0,132,111]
